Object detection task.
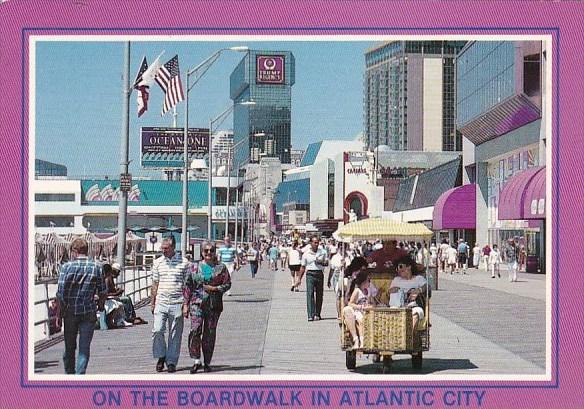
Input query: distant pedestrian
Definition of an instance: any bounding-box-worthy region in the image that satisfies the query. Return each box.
[482,244,492,270]
[246,242,260,278]
[217,235,238,296]
[150,238,189,373]
[56,238,106,374]
[429,242,438,267]
[503,239,518,282]
[457,240,469,274]
[446,244,458,274]
[327,246,345,319]
[288,241,302,291]
[438,239,450,273]
[488,244,502,278]
[279,242,289,271]
[472,243,481,269]
[298,235,328,321]
[268,245,279,271]
[518,244,527,272]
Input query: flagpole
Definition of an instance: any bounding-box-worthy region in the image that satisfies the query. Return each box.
[181,71,190,256]
[116,41,131,284]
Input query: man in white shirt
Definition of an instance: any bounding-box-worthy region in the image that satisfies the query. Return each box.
[246,242,260,279]
[150,238,189,373]
[298,236,328,322]
[327,247,345,319]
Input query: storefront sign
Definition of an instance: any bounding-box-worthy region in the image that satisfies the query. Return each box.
[256,55,285,84]
[141,127,209,168]
[212,206,248,220]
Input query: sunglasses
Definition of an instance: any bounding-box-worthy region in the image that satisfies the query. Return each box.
[203,248,216,254]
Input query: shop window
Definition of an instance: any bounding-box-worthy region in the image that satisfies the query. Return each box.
[35,216,75,227]
[35,193,75,202]
[523,54,541,97]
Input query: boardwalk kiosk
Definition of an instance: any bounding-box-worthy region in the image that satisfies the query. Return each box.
[335,219,433,373]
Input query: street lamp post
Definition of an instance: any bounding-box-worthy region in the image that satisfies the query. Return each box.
[181,46,248,255]
[225,138,250,239]
[208,101,255,242]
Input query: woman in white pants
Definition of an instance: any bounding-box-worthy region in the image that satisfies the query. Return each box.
[472,243,481,269]
[488,244,501,278]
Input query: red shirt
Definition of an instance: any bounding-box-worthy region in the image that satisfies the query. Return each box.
[368,247,409,272]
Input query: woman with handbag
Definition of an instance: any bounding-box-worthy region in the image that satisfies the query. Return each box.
[388,256,428,331]
[183,241,231,374]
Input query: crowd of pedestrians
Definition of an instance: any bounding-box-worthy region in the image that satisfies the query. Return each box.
[435,237,526,282]
[54,229,529,374]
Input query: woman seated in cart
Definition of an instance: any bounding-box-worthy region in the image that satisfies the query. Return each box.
[388,256,428,331]
[342,269,378,349]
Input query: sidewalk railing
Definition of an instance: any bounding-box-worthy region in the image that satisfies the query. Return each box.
[34,265,153,348]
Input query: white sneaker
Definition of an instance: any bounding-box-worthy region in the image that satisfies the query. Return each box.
[226,290,232,296]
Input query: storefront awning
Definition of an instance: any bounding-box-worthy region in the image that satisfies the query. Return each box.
[498,166,546,220]
[432,184,476,230]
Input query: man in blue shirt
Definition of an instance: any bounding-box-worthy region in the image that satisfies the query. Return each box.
[457,239,469,274]
[217,235,239,296]
[56,238,106,374]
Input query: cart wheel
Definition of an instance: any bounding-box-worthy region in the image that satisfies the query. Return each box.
[346,351,357,370]
[382,356,392,374]
[412,352,423,371]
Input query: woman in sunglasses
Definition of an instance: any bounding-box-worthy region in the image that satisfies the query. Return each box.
[182,241,231,373]
[388,256,427,330]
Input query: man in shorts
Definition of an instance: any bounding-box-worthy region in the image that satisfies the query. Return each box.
[456,239,469,274]
[217,235,239,296]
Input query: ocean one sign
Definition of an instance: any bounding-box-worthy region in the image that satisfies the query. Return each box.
[256,55,285,84]
[141,127,209,168]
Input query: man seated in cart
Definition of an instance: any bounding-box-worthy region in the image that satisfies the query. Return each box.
[367,239,410,273]
[388,256,428,331]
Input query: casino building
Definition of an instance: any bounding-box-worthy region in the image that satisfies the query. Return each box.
[230,50,295,169]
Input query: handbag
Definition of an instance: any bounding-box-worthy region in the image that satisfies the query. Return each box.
[205,291,223,312]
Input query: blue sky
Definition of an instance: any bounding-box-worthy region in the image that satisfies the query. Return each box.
[35,40,377,177]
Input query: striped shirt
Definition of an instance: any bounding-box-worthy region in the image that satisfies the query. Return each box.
[56,256,105,315]
[217,245,237,264]
[152,254,189,305]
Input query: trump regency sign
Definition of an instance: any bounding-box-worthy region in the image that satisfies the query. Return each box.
[256,55,285,84]
[141,127,209,169]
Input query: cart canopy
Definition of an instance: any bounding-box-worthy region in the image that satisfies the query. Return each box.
[335,218,433,242]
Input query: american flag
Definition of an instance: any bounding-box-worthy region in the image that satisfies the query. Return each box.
[133,56,150,117]
[155,55,184,116]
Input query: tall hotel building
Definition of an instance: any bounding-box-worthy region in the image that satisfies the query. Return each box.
[230,50,295,169]
[364,41,467,152]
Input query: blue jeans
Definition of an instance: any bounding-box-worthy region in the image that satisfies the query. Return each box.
[152,302,184,366]
[63,310,97,374]
[249,261,258,278]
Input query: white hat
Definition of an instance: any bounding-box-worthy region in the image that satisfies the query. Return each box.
[111,262,121,272]
[373,243,383,250]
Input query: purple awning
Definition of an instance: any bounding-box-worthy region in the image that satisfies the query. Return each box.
[499,166,546,220]
[433,184,476,230]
